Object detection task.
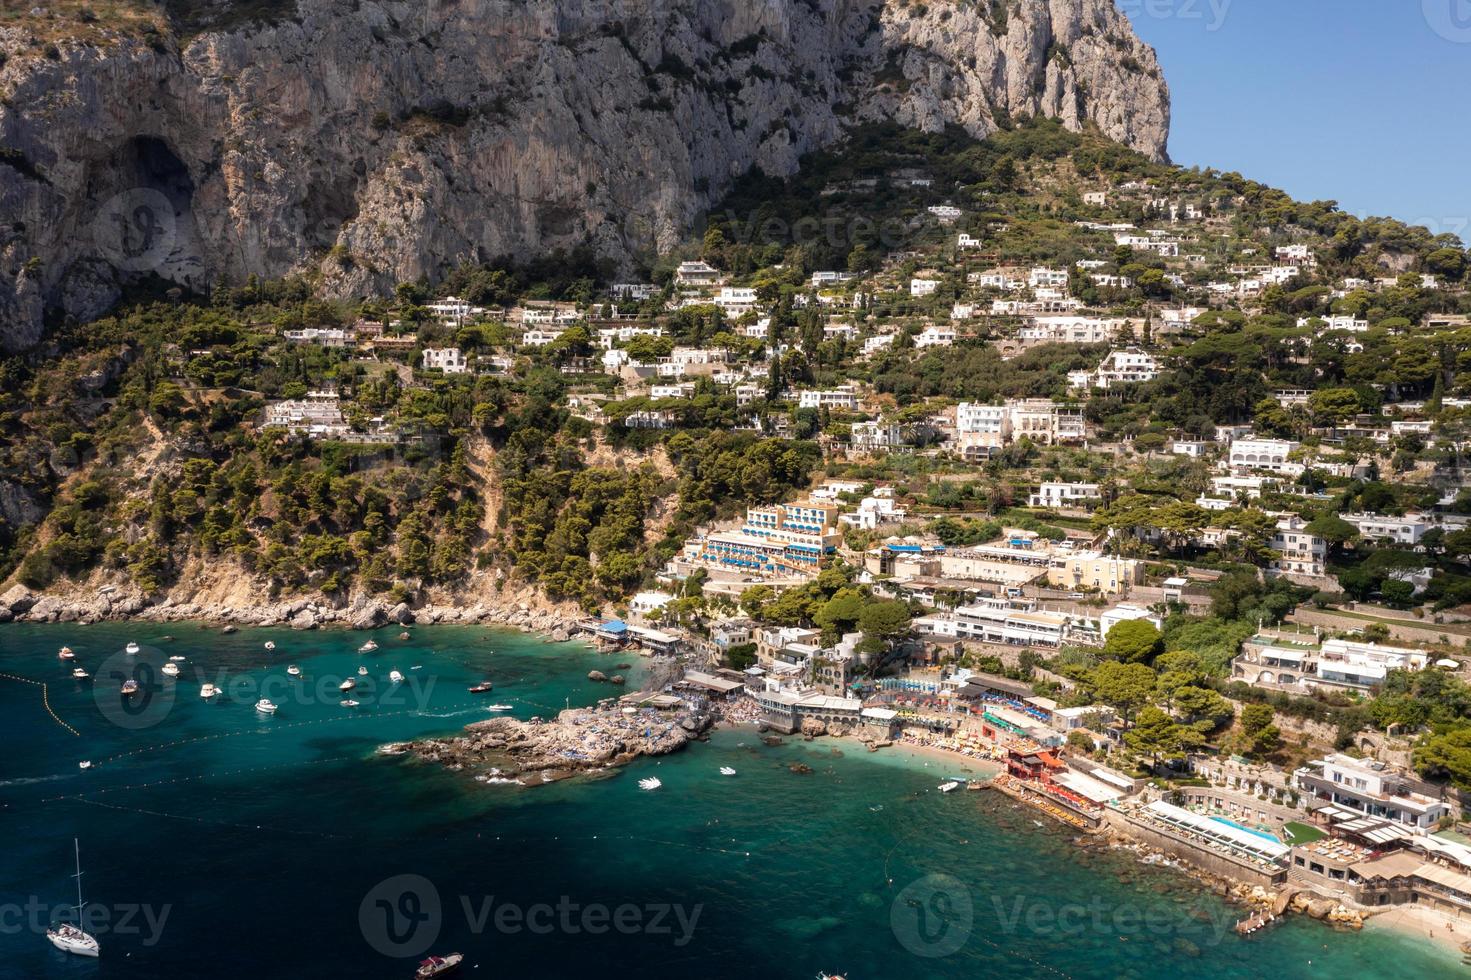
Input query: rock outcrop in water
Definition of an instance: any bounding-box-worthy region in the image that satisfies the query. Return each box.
[0,0,1169,348]
[398,704,710,784]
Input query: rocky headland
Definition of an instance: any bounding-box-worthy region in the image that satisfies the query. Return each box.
[391,702,712,785]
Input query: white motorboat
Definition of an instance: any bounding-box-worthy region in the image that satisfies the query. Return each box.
[168,655,186,662]
[78,761,93,770]
[120,679,139,696]
[339,679,357,693]
[484,704,513,712]
[124,641,140,655]
[200,683,219,700]
[416,952,464,978]
[255,698,278,715]
[286,665,301,676]
[161,662,180,677]
[357,666,368,676]
[46,840,100,958]
[938,781,960,793]
[638,777,662,791]
[58,646,76,661]
[71,667,89,680]
[719,767,737,776]
[264,641,276,651]
[359,640,379,652]
[389,669,405,684]
[340,698,360,708]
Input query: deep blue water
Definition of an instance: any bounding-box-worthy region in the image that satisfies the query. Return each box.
[0,622,1459,979]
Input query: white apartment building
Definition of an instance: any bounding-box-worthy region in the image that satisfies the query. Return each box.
[715,287,759,316]
[1295,755,1446,828]
[972,268,1026,291]
[1229,437,1303,475]
[911,278,940,298]
[956,403,1011,453]
[1020,316,1123,345]
[957,233,984,249]
[1028,482,1102,509]
[1114,233,1179,257]
[422,347,469,373]
[1008,399,1087,445]
[1275,244,1317,267]
[797,387,859,411]
[1342,512,1429,546]
[927,205,963,223]
[1272,515,1328,577]
[426,296,485,326]
[915,325,957,348]
[1077,349,1160,390]
[811,271,856,287]
[849,421,904,453]
[610,283,659,301]
[1029,267,1070,289]
[674,261,723,286]
[597,325,664,349]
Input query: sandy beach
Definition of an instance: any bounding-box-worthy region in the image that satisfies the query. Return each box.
[1364,902,1471,960]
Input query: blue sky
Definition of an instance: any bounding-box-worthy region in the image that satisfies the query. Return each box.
[1122,0,1470,242]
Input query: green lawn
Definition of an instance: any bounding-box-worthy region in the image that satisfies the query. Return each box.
[1283,821,1325,845]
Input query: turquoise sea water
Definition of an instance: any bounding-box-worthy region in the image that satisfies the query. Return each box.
[0,622,1460,979]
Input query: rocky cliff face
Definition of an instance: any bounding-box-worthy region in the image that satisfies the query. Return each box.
[0,0,1168,348]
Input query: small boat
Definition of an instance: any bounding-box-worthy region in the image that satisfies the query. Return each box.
[200,683,219,700]
[638,777,662,791]
[411,665,423,670]
[357,666,368,676]
[46,840,100,958]
[340,679,357,693]
[360,640,379,652]
[71,667,89,680]
[120,679,139,696]
[124,641,140,655]
[161,662,180,677]
[389,670,405,684]
[416,953,464,978]
[264,641,276,651]
[255,699,278,715]
[939,781,960,793]
[468,682,494,694]
[78,761,93,770]
[168,655,186,662]
[58,647,76,661]
[484,704,513,712]
[286,665,301,677]
[719,767,737,776]
[341,698,360,708]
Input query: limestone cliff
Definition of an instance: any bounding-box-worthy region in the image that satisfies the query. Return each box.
[0,0,1169,348]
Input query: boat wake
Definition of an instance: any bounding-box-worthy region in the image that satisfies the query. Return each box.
[0,773,71,788]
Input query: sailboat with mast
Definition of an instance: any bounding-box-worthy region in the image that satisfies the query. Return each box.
[46,839,100,958]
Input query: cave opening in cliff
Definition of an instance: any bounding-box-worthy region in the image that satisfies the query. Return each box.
[85,135,205,288]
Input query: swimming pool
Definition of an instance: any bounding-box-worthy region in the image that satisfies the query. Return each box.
[1210,815,1283,844]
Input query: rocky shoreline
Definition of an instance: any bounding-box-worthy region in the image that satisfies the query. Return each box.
[0,582,582,638]
[389,702,712,786]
